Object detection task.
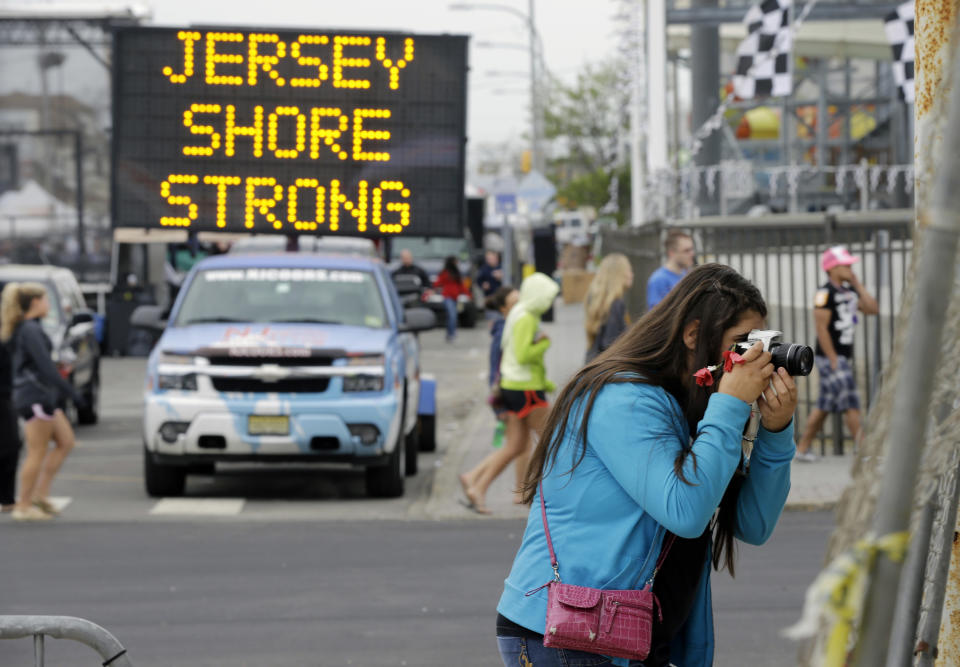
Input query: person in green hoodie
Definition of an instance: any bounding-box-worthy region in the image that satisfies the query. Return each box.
[460,272,559,514]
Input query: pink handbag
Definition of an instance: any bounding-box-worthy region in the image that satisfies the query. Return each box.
[528,482,675,661]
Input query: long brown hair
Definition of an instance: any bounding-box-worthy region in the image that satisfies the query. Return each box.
[584,253,632,347]
[522,264,767,575]
[0,282,46,342]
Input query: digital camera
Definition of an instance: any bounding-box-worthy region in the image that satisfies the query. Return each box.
[736,329,814,377]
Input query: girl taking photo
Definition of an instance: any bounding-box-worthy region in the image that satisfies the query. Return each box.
[1,283,85,522]
[495,264,797,667]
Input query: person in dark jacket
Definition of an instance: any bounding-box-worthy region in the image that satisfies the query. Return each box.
[391,249,431,290]
[0,338,21,513]
[584,253,634,362]
[1,282,85,522]
[477,250,504,297]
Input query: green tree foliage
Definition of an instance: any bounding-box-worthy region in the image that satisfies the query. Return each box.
[544,60,630,222]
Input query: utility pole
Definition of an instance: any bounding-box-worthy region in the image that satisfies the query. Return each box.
[528,0,545,175]
[646,0,668,219]
[629,0,647,227]
[850,12,960,665]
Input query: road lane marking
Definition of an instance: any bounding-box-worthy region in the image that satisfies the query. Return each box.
[149,499,246,516]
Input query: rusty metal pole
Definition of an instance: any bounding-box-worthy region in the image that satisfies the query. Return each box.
[850,2,960,664]
[915,2,960,665]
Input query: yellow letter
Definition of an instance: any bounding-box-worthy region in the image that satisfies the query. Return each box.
[287,178,325,231]
[332,35,371,89]
[309,107,349,160]
[162,31,201,83]
[182,104,222,156]
[329,179,368,232]
[205,32,244,86]
[244,177,284,230]
[159,174,199,227]
[374,37,414,90]
[290,35,329,88]
[248,33,286,87]
[267,106,307,159]
[373,180,411,234]
[352,108,391,162]
[225,105,264,157]
[202,175,242,228]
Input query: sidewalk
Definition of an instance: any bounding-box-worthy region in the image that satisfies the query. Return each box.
[426,300,852,519]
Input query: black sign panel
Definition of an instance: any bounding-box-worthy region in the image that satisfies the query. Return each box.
[112,27,468,237]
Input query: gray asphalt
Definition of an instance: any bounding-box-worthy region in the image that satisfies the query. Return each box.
[1,511,831,666]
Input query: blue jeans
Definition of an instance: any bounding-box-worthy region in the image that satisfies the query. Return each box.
[496,636,615,667]
[443,298,457,339]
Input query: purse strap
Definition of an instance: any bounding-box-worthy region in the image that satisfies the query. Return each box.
[538,481,676,585]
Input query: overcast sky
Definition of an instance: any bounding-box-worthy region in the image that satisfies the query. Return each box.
[1,0,622,148]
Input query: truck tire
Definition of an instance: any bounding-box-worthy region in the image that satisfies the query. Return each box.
[404,418,420,477]
[418,414,436,452]
[77,373,100,425]
[365,421,405,498]
[144,447,186,498]
[458,303,478,329]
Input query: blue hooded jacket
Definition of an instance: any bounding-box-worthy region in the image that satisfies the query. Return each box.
[496,381,794,666]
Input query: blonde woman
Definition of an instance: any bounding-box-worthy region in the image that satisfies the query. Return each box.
[584,253,634,362]
[1,283,85,522]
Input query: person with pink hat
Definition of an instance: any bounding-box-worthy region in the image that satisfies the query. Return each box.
[795,246,879,461]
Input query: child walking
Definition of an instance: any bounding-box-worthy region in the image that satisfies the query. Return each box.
[459,273,558,514]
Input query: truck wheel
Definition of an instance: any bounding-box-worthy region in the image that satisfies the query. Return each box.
[77,373,100,425]
[418,414,436,452]
[365,423,405,498]
[458,303,478,329]
[404,418,420,477]
[144,447,186,498]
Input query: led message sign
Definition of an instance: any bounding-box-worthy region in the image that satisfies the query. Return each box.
[112,27,468,237]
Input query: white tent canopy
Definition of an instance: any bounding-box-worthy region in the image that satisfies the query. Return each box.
[0,179,78,236]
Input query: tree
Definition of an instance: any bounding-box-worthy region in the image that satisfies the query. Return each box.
[543,59,630,221]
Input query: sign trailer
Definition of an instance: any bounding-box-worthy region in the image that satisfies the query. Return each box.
[112,27,468,238]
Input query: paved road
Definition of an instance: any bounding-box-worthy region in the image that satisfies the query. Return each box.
[1,511,831,666]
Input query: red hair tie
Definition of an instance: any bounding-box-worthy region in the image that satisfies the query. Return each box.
[694,351,746,388]
[694,367,715,387]
[722,350,745,372]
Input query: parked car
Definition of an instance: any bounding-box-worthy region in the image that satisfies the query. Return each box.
[0,264,101,424]
[133,253,436,498]
[388,235,480,328]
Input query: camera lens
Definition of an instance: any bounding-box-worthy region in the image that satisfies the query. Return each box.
[769,342,814,376]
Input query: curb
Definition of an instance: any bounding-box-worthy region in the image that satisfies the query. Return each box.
[784,500,838,512]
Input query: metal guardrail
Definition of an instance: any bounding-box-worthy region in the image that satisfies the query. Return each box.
[602,211,913,454]
[0,615,134,667]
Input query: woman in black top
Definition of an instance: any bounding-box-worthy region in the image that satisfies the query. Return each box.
[0,338,21,512]
[1,282,84,522]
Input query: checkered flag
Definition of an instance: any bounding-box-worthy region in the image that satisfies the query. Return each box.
[885,1,915,103]
[732,0,793,100]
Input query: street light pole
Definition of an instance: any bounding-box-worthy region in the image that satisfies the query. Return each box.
[450,2,544,174]
[527,0,544,174]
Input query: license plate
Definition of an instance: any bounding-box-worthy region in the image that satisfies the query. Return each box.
[248,415,289,436]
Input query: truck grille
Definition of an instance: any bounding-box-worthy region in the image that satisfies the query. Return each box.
[211,377,331,393]
[203,355,335,367]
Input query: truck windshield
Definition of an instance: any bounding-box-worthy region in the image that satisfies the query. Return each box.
[175,268,388,329]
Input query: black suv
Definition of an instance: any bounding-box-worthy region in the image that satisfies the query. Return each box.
[0,264,101,424]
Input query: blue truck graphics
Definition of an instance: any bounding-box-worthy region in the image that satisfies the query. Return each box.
[141,254,436,498]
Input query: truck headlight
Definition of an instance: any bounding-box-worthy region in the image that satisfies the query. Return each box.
[343,355,385,392]
[343,375,384,392]
[158,373,198,391]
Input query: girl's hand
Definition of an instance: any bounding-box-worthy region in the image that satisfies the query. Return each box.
[717,341,773,404]
[758,367,799,432]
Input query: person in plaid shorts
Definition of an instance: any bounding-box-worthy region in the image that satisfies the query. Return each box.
[796,246,879,462]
